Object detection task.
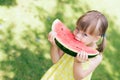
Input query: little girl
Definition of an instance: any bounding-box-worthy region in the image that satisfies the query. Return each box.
[41,10,108,80]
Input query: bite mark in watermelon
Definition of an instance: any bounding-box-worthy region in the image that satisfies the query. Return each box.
[52,19,99,58]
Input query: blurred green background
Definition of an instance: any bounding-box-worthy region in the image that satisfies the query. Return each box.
[0,0,120,80]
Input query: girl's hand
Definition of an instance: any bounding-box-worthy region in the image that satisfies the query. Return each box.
[48,31,57,46]
[75,51,88,63]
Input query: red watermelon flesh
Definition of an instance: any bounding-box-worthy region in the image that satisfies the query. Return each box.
[52,19,99,57]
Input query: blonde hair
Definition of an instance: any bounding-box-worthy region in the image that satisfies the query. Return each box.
[76,10,108,52]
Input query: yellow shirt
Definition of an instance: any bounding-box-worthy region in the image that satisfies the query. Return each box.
[41,53,92,80]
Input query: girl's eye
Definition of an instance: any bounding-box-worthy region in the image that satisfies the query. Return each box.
[83,33,87,36]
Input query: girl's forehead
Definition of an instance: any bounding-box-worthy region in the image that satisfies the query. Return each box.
[87,26,100,36]
[79,25,100,37]
[84,19,101,36]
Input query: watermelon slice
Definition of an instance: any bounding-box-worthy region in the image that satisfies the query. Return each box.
[52,19,99,58]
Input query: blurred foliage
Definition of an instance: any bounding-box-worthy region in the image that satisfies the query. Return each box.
[0,0,17,7]
[0,0,120,80]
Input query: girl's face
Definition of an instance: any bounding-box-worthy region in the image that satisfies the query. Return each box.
[73,29,100,46]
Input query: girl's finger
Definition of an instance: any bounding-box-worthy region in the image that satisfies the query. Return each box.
[80,51,84,59]
[84,52,88,61]
[77,52,81,57]
[79,51,88,62]
[48,31,57,45]
[82,51,86,60]
[76,52,81,61]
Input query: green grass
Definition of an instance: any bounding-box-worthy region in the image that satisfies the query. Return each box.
[0,0,120,80]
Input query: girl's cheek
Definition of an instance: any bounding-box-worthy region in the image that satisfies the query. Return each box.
[79,39,86,45]
[83,39,91,45]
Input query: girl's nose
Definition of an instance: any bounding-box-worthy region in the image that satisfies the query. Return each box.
[76,34,82,41]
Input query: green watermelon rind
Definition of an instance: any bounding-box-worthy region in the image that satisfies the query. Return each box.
[55,38,98,58]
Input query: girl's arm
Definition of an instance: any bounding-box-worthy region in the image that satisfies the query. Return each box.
[73,53,102,80]
[50,44,64,64]
[48,31,64,64]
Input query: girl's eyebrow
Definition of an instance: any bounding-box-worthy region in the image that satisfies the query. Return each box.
[76,27,79,30]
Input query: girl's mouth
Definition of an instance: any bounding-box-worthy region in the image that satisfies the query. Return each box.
[75,37,82,42]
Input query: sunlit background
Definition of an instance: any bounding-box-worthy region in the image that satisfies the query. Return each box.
[0,0,120,80]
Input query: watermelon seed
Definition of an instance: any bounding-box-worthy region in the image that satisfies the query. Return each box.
[61,28,63,31]
[76,47,79,48]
